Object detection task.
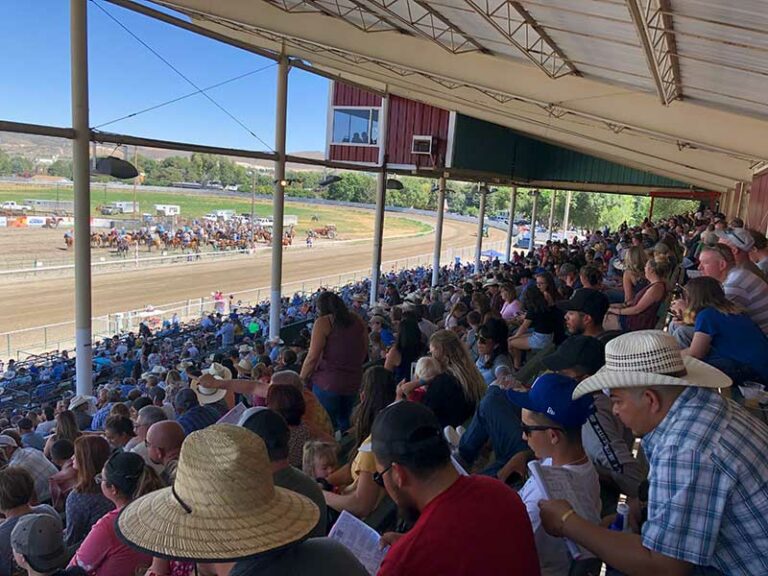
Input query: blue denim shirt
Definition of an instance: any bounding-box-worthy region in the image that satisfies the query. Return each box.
[459,385,528,477]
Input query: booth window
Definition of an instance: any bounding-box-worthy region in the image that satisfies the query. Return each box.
[332,108,379,145]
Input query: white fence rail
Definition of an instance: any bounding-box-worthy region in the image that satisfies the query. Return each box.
[2,241,504,360]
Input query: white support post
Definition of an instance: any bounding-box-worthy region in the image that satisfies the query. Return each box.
[369,95,389,306]
[269,55,289,340]
[529,190,540,253]
[563,190,573,242]
[431,176,446,287]
[547,191,557,241]
[475,185,487,268]
[504,186,517,262]
[71,0,92,396]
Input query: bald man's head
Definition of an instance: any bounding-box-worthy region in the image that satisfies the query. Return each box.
[146,420,185,465]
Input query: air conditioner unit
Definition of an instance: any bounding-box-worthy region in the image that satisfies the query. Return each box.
[411,135,434,155]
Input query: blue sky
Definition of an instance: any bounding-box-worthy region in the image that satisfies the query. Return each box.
[0,0,329,152]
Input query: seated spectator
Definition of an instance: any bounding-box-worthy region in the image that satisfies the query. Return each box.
[0,435,57,504]
[67,397,92,432]
[474,319,513,385]
[0,468,59,575]
[605,258,668,331]
[619,246,650,304]
[384,317,423,383]
[718,226,766,280]
[115,426,367,576]
[540,331,766,576]
[499,283,522,321]
[396,356,441,402]
[542,336,647,503]
[147,387,175,421]
[559,289,610,341]
[444,301,468,331]
[698,243,768,334]
[266,384,313,469]
[680,276,768,385]
[579,264,603,291]
[323,366,395,519]
[748,228,768,276]
[507,373,601,576]
[65,436,114,548]
[103,415,135,452]
[129,406,167,473]
[458,364,529,478]
[191,363,234,414]
[43,410,82,457]
[239,408,328,537]
[173,389,219,436]
[536,272,561,306]
[90,390,123,431]
[48,439,77,511]
[11,513,86,576]
[371,402,540,576]
[18,418,45,452]
[302,440,338,487]
[70,452,162,576]
[508,286,559,369]
[35,406,57,437]
[369,314,395,348]
[145,421,184,486]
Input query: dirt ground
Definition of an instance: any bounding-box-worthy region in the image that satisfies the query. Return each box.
[0,216,505,334]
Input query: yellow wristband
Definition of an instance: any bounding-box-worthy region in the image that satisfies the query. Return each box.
[560,508,576,527]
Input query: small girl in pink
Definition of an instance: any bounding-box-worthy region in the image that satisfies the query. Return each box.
[70,452,162,576]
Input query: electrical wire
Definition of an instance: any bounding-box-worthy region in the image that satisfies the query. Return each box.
[93,63,277,129]
[90,0,276,152]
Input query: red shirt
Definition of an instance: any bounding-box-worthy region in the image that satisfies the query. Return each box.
[378,475,541,576]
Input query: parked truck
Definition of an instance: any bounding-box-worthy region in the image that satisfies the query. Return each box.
[100,201,139,215]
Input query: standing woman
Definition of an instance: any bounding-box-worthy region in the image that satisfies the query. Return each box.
[65,436,115,548]
[70,452,162,576]
[300,292,368,432]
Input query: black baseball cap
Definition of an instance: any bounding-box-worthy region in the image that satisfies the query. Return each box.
[371,401,449,464]
[543,335,605,375]
[558,289,609,322]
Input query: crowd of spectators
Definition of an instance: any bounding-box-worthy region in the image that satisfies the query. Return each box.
[0,208,765,575]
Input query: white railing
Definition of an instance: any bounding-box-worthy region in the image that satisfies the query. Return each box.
[1,240,504,359]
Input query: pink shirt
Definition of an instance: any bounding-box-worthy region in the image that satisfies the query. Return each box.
[500,300,522,320]
[70,508,151,576]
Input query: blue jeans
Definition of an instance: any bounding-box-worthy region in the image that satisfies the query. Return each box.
[313,386,356,432]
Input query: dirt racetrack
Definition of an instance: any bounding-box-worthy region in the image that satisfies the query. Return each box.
[0,214,505,335]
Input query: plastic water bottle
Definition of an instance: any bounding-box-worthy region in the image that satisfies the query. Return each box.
[605,502,630,575]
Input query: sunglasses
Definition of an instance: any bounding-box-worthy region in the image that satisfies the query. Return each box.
[521,424,564,436]
[94,474,105,485]
[373,464,393,487]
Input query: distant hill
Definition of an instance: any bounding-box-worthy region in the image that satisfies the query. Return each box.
[0,132,326,172]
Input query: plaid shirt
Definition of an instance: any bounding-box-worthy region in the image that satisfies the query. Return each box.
[90,402,114,431]
[641,387,768,575]
[10,447,58,503]
[177,405,220,436]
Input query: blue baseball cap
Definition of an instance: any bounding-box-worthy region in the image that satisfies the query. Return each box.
[506,373,594,428]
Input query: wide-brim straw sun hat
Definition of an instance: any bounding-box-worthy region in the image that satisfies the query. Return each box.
[572,330,732,399]
[236,358,253,375]
[190,363,231,405]
[116,425,319,561]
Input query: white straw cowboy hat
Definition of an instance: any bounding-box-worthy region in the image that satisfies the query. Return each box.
[572,330,732,399]
[68,395,91,411]
[176,361,193,372]
[116,425,319,561]
[236,357,253,375]
[190,363,231,405]
[238,344,253,354]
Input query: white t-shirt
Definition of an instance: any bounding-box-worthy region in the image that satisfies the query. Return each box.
[519,458,601,576]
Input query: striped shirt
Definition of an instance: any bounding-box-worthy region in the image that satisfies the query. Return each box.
[641,387,768,575]
[723,267,768,334]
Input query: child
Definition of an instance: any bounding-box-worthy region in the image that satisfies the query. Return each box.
[369,331,386,362]
[397,356,442,403]
[302,441,338,491]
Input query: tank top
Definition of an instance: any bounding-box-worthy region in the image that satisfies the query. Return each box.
[624,281,667,332]
[312,315,368,395]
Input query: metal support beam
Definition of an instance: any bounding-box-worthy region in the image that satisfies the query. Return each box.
[475,185,487,268]
[547,190,557,241]
[505,186,517,262]
[432,176,446,287]
[648,195,655,220]
[463,0,578,78]
[528,190,540,253]
[370,95,390,306]
[270,55,289,339]
[563,190,573,242]
[71,0,93,396]
[625,0,682,105]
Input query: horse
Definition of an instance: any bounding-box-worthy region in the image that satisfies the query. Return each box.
[64,234,73,249]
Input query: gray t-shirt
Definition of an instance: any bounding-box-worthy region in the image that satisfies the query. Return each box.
[0,505,58,575]
[273,466,327,538]
[231,538,368,576]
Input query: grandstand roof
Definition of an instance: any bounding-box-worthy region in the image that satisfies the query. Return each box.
[134,0,768,193]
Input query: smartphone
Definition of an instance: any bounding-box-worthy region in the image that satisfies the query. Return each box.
[409,361,417,381]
